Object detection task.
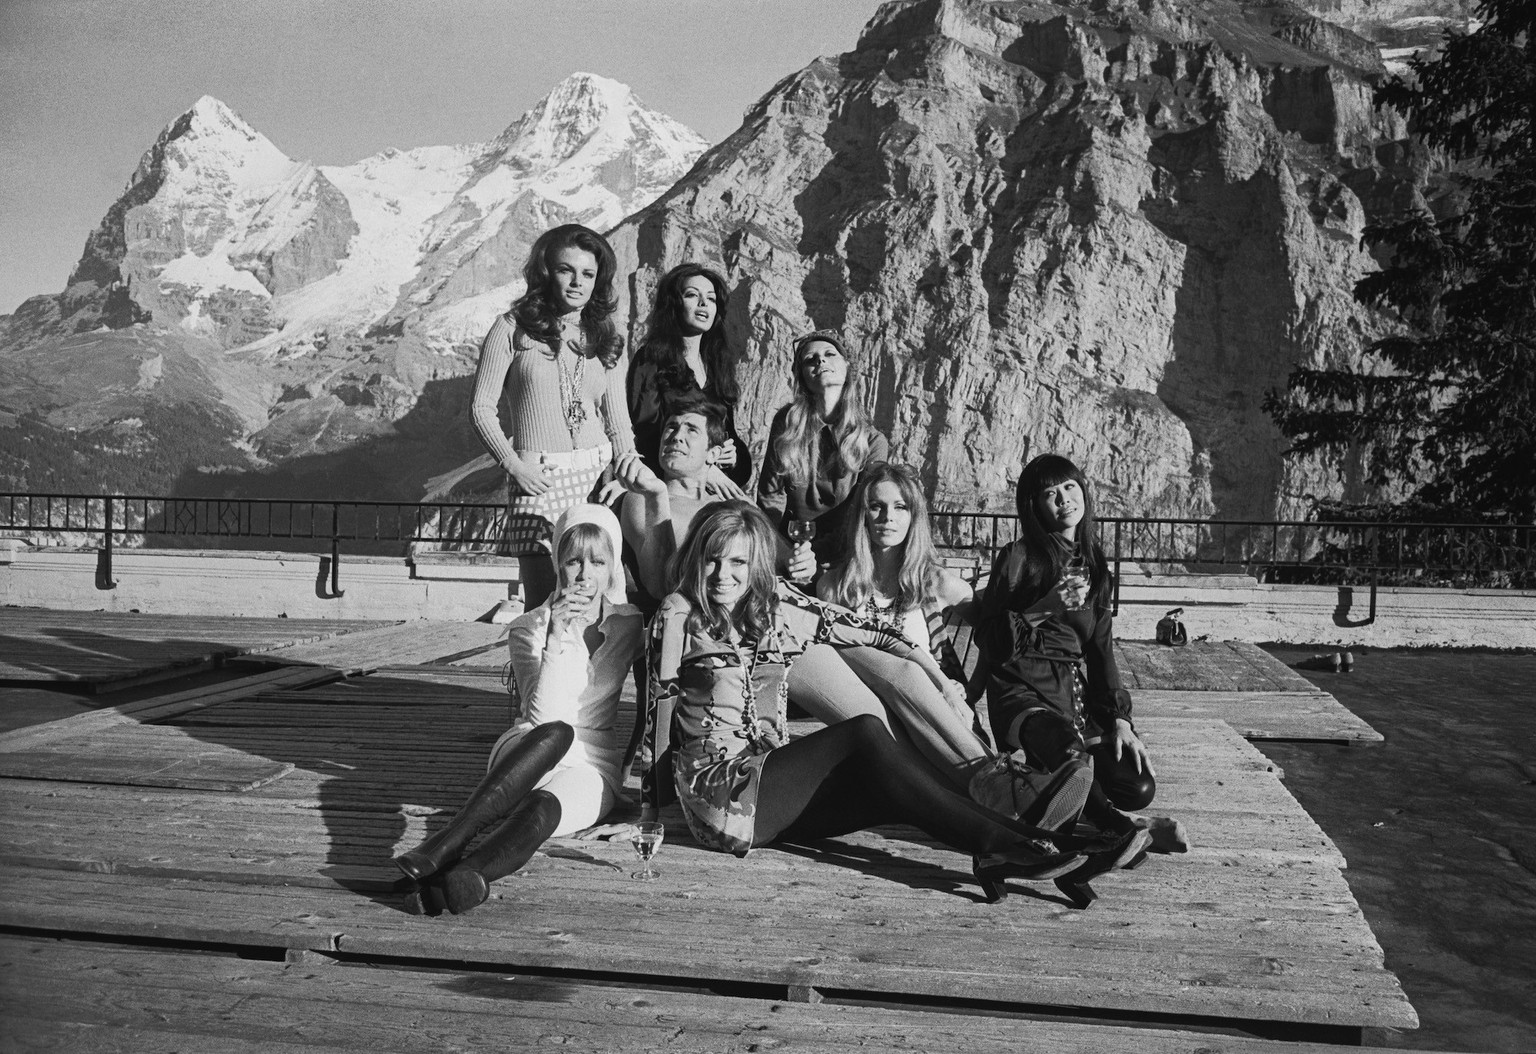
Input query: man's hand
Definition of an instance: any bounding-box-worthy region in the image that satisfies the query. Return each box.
[614,451,666,494]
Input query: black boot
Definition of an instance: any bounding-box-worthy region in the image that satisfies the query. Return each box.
[393,721,573,882]
[439,790,563,914]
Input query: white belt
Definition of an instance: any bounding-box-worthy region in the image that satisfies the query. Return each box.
[515,442,612,471]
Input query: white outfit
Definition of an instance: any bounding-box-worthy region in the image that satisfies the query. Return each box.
[487,503,642,836]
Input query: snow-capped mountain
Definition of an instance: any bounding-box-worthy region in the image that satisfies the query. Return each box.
[395,72,710,344]
[39,74,705,359]
[1,74,707,495]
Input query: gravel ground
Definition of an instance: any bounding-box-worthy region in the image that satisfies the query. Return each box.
[1258,646,1536,1052]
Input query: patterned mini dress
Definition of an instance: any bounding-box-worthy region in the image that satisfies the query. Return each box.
[644,585,918,856]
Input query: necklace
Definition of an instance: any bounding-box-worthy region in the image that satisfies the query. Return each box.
[859,592,902,632]
[555,319,588,440]
[735,627,790,749]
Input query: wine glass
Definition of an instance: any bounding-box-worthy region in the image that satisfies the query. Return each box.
[787,519,816,545]
[630,821,664,881]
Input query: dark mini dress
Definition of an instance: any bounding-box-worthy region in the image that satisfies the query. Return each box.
[980,537,1133,755]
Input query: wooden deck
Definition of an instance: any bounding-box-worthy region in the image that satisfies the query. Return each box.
[0,614,1416,1049]
[1117,642,1383,744]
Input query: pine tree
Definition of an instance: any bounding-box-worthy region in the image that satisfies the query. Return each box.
[1264,0,1535,521]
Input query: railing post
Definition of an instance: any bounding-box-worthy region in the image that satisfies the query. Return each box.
[1112,520,1122,616]
[96,495,117,590]
[330,503,345,598]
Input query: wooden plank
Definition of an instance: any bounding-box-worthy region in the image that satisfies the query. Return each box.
[0,608,379,686]
[1134,691,1383,743]
[0,666,342,753]
[268,622,508,671]
[1115,641,1317,693]
[0,935,1447,1054]
[0,747,292,792]
[0,859,1415,1030]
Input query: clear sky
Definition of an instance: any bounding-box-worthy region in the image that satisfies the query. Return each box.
[0,0,883,315]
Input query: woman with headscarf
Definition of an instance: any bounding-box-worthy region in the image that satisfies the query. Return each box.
[393,504,643,915]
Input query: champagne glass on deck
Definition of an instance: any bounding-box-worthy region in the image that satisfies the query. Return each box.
[630,821,665,881]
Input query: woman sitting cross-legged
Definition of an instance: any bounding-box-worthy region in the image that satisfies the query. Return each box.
[641,500,1138,905]
[394,504,642,915]
[791,462,1095,836]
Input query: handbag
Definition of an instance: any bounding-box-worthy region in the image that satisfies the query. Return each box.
[1155,607,1188,646]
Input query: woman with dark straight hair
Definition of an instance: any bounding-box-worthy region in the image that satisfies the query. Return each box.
[978,453,1157,858]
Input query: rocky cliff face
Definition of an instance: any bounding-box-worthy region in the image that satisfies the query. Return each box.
[610,0,1431,520]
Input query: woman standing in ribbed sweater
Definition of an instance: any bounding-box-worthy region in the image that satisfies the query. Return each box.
[470,224,636,608]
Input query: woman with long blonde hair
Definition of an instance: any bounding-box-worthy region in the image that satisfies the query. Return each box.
[787,464,1097,840]
[757,331,887,570]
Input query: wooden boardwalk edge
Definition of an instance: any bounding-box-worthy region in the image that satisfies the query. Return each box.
[0,934,1440,1053]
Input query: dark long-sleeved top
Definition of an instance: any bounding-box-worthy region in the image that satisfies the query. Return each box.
[756,407,889,563]
[626,358,751,486]
[978,538,1132,752]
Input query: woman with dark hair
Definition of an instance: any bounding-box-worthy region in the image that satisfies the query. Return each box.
[757,331,889,573]
[470,223,636,607]
[640,500,1137,906]
[628,263,751,488]
[977,453,1157,854]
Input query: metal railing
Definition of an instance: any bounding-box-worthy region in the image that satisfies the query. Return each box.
[930,511,1536,616]
[3,492,1532,600]
[0,493,513,597]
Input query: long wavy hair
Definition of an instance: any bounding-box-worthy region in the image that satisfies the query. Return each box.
[671,500,778,643]
[1008,453,1109,607]
[769,331,879,488]
[509,224,623,369]
[822,463,944,613]
[633,263,738,404]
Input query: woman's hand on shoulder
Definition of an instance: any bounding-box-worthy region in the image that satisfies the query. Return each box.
[702,465,746,501]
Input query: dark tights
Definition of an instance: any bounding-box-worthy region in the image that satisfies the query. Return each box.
[754,715,1052,853]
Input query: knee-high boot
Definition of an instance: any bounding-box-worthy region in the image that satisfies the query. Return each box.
[438,789,562,914]
[394,721,573,882]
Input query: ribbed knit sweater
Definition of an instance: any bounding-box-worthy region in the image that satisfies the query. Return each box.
[470,315,636,468]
